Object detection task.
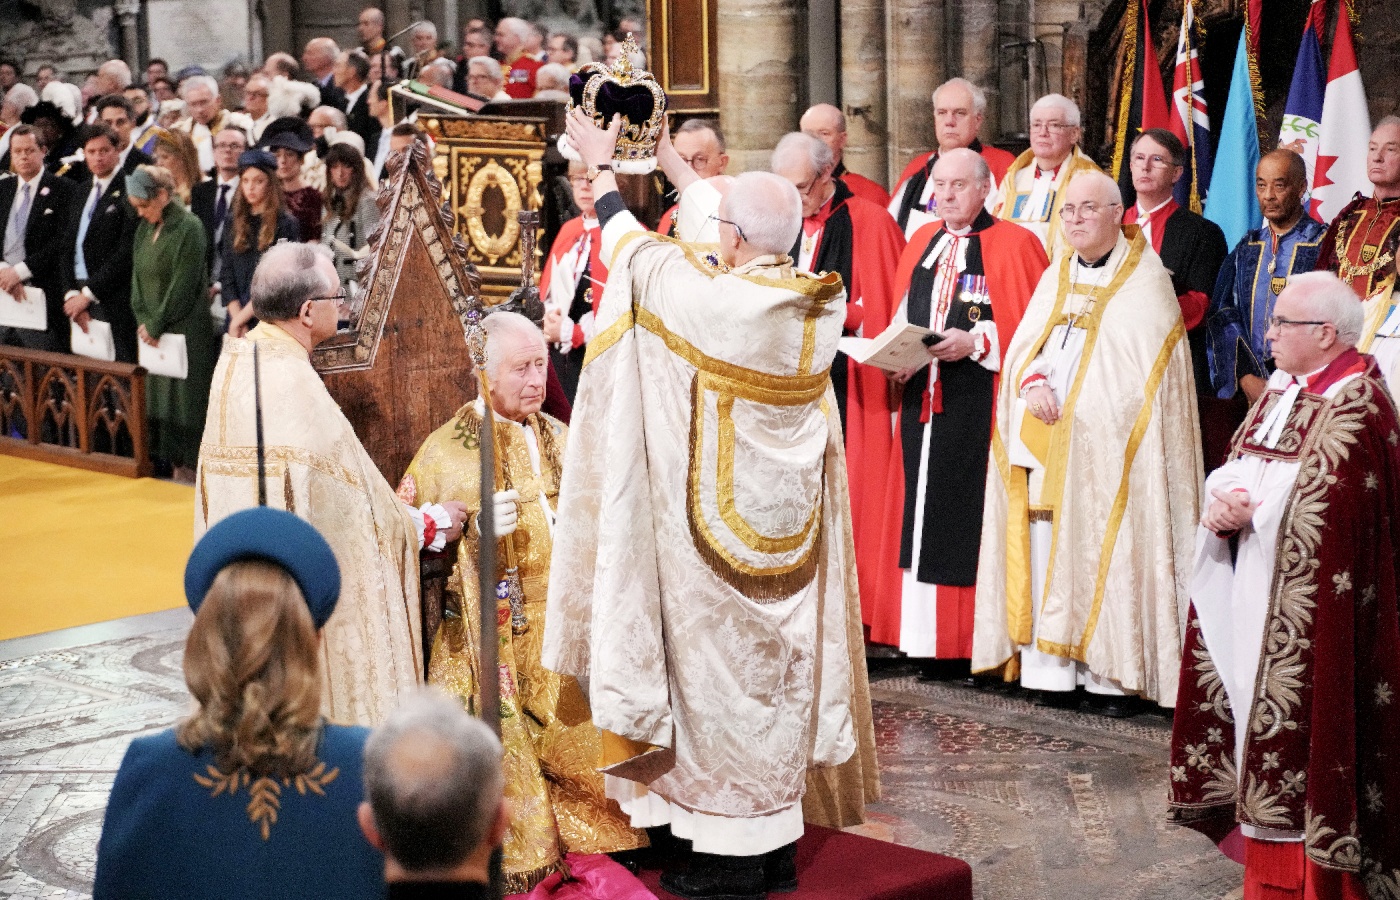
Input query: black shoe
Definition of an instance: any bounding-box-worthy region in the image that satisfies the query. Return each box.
[762,843,797,893]
[917,658,972,682]
[1090,694,1142,719]
[660,851,765,900]
[1031,688,1081,709]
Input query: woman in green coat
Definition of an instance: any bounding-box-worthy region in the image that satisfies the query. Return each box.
[127,165,217,482]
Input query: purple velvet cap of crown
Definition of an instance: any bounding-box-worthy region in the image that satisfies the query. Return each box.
[570,68,659,129]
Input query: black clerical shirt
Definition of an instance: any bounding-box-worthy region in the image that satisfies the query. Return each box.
[388,880,490,899]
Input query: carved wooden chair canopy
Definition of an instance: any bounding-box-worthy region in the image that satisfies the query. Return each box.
[312,140,484,488]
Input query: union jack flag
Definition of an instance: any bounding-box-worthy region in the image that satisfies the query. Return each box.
[1168,0,1211,213]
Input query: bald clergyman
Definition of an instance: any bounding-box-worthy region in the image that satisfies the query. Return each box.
[974,171,1202,717]
[543,111,875,899]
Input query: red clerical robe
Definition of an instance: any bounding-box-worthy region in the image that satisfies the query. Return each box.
[835,162,890,208]
[790,181,906,630]
[540,215,608,403]
[888,142,1017,237]
[865,215,1047,651]
[1315,192,1400,299]
[1168,351,1400,888]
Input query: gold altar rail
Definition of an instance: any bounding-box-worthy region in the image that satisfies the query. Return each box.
[0,347,151,478]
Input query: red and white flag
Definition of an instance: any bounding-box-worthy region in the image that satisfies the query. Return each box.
[1311,4,1371,223]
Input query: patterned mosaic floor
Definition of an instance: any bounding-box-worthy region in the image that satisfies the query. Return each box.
[0,618,1242,899]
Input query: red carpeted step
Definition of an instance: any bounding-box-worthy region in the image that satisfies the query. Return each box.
[637,825,973,900]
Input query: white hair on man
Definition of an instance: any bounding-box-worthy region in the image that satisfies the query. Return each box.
[97,59,133,90]
[179,74,220,101]
[1284,271,1366,345]
[1376,114,1400,132]
[771,131,834,176]
[725,171,802,256]
[420,59,456,89]
[937,146,992,189]
[535,63,570,93]
[4,83,39,116]
[1030,93,1081,128]
[311,104,349,130]
[467,56,504,90]
[932,77,987,115]
[499,17,533,42]
[250,242,336,322]
[483,310,546,379]
[412,20,438,40]
[362,688,505,874]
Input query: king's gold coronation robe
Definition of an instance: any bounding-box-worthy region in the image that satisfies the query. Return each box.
[195,322,423,726]
[974,229,1202,705]
[544,205,878,854]
[400,401,644,892]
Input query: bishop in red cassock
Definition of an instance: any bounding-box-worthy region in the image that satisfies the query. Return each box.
[542,161,608,403]
[800,103,891,208]
[887,79,1015,239]
[772,132,906,630]
[869,148,1046,657]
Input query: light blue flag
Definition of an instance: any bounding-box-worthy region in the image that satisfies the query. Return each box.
[1204,33,1261,249]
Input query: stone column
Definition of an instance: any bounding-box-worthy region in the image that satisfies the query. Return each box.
[115,0,141,70]
[884,0,944,184]
[716,0,802,173]
[839,0,888,188]
[956,0,1001,146]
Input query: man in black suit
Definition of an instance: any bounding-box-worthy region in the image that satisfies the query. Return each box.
[0,125,79,353]
[303,38,347,112]
[62,95,154,185]
[1121,128,1228,464]
[190,127,246,285]
[336,50,380,160]
[62,124,141,362]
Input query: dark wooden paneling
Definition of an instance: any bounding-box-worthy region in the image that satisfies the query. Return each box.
[648,0,719,114]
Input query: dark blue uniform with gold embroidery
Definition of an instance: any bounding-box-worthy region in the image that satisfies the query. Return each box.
[94,724,385,899]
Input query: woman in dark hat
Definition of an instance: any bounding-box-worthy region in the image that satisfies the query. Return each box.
[93,508,386,900]
[221,149,298,338]
[20,99,77,171]
[127,164,217,482]
[260,116,323,242]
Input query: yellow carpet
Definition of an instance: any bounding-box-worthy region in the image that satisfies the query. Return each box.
[0,456,194,640]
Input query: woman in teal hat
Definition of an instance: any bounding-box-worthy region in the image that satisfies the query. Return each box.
[93,508,387,899]
[127,163,218,482]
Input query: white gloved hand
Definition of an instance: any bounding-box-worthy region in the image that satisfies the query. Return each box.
[491,489,520,537]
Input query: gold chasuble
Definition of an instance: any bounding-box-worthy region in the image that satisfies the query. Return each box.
[992,147,1103,261]
[195,323,423,726]
[973,230,1202,705]
[544,226,878,849]
[400,401,645,893]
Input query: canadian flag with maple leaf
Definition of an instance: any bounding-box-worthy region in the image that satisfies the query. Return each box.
[1311,2,1372,223]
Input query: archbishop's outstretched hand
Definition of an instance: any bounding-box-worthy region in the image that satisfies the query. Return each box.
[566,109,622,168]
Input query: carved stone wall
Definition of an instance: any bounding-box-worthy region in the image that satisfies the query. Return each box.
[0,0,116,82]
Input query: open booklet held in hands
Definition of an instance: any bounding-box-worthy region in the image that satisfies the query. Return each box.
[837,321,943,373]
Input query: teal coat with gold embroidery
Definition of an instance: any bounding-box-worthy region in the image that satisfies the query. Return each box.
[93,725,385,899]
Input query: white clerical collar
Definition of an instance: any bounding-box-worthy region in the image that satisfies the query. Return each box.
[1251,362,1330,450]
[944,221,973,236]
[582,215,599,231]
